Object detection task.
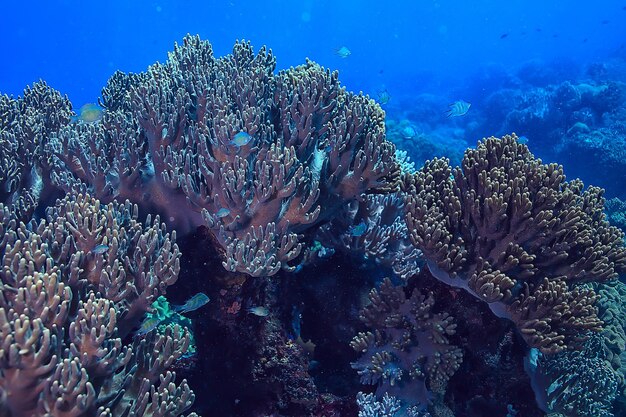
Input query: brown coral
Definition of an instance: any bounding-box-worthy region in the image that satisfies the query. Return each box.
[405,134,626,353]
[43,35,399,277]
[0,193,196,416]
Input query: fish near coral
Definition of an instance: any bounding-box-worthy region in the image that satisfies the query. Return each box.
[216,208,231,218]
[173,292,210,314]
[91,244,109,254]
[71,103,104,123]
[517,135,529,145]
[446,100,471,117]
[248,306,270,317]
[230,131,252,147]
[136,316,162,335]
[349,221,368,237]
[376,88,391,105]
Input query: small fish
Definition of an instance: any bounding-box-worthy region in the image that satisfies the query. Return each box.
[349,221,368,237]
[248,306,270,317]
[173,292,210,314]
[335,46,351,58]
[500,33,509,39]
[230,131,252,147]
[290,306,302,339]
[216,208,231,218]
[377,89,391,105]
[71,103,104,123]
[401,125,418,139]
[137,316,161,335]
[446,100,471,117]
[92,244,109,254]
[517,135,529,145]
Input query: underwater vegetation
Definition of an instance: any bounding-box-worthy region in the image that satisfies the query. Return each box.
[1,35,626,417]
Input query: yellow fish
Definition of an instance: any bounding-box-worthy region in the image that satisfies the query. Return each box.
[72,103,104,123]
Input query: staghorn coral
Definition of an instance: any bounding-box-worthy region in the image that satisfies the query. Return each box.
[351,278,462,411]
[404,134,626,353]
[44,35,399,277]
[0,193,196,417]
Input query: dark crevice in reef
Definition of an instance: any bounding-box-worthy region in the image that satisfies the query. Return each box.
[170,230,379,416]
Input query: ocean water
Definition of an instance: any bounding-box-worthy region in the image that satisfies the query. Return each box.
[1,1,626,417]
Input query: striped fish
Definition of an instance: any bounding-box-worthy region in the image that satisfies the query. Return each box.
[446,100,471,117]
[173,292,210,314]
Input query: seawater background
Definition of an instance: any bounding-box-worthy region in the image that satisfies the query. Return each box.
[2,0,626,199]
[2,0,625,105]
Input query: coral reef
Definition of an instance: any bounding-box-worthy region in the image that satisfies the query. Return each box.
[0,81,72,219]
[537,332,619,417]
[41,35,399,277]
[146,296,198,360]
[315,192,422,280]
[605,197,626,235]
[0,193,195,416]
[475,79,626,199]
[351,278,462,411]
[594,279,626,414]
[3,34,626,417]
[404,134,626,353]
[356,392,430,417]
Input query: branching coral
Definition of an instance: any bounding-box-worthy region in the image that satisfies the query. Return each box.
[0,81,72,219]
[42,35,399,277]
[356,392,430,417]
[316,192,422,280]
[0,193,196,416]
[351,278,462,409]
[404,134,626,353]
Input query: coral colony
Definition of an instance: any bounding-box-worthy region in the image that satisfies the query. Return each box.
[1,35,626,417]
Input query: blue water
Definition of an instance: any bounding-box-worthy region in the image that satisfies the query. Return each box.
[2,1,625,105]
